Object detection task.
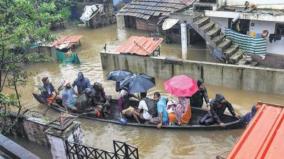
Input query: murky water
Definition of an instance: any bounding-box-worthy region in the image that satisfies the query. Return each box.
[16,25,284,159]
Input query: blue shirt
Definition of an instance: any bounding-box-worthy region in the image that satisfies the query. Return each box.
[72,78,91,94]
[157,96,168,124]
[62,88,77,109]
[41,83,55,99]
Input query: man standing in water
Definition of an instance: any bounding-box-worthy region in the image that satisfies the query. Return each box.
[72,72,91,95]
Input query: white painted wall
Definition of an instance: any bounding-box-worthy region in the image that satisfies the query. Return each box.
[226,0,284,6]
[249,21,284,55]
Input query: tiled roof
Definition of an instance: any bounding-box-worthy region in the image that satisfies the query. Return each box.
[52,35,82,48]
[228,102,284,159]
[115,36,163,56]
[118,0,194,20]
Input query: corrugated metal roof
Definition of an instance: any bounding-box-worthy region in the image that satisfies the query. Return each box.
[228,102,284,159]
[115,36,163,56]
[52,35,82,48]
[118,0,194,20]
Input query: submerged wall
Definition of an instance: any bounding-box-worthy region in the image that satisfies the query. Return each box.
[100,52,284,95]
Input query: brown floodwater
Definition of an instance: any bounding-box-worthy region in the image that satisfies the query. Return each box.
[16,25,284,159]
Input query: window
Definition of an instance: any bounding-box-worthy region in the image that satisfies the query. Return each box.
[275,23,284,36]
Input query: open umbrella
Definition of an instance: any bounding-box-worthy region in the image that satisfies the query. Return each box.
[120,74,155,94]
[107,70,132,82]
[164,75,198,97]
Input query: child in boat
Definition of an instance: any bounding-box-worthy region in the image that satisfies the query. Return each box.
[150,92,169,128]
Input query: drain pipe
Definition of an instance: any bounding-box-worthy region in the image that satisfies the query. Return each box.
[181,21,188,60]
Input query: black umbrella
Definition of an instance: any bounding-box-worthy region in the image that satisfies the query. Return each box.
[119,74,155,94]
[107,70,132,82]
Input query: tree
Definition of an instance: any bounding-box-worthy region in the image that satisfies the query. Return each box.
[0,0,70,133]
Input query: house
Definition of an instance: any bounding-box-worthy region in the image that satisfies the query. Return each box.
[117,0,193,31]
[193,0,284,67]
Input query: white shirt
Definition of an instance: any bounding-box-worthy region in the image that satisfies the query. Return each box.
[138,100,152,120]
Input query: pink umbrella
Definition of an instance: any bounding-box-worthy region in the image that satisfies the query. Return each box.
[164,75,198,97]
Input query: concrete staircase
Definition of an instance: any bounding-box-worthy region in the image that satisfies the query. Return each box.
[191,15,244,64]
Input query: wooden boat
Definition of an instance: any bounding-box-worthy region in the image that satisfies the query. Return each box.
[33,93,245,130]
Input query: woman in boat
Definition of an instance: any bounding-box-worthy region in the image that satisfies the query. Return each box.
[176,97,192,125]
[190,80,209,108]
[199,94,238,126]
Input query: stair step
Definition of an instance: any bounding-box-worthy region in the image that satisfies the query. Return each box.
[212,34,225,45]
[218,39,232,51]
[207,27,221,38]
[224,44,239,57]
[200,21,215,32]
[229,50,244,64]
[193,14,202,22]
[195,17,210,27]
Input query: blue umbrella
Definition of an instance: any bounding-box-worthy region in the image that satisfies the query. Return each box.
[119,74,155,94]
[107,70,132,82]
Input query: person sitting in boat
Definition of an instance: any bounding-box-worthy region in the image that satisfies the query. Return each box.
[190,80,209,108]
[93,82,111,116]
[117,88,138,112]
[72,72,91,95]
[199,94,238,126]
[76,87,95,112]
[121,92,157,123]
[150,92,168,128]
[175,97,192,125]
[240,105,260,125]
[41,77,57,105]
[62,81,77,111]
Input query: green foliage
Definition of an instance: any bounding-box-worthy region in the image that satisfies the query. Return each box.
[0,0,70,132]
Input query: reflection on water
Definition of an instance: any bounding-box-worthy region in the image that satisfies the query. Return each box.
[16,24,284,158]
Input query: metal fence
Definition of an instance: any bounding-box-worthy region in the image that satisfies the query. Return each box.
[65,140,139,159]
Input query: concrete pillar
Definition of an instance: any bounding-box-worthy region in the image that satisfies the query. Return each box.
[45,120,83,159]
[181,22,188,60]
[116,15,125,29]
[116,15,127,41]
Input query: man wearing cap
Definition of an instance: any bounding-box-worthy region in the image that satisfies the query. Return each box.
[199,94,238,126]
[72,72,91,95]
[190,79,209,108]
[62,81,77,110]
[41,77,57,105]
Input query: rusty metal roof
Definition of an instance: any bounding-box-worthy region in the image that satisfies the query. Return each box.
[118,0,194,20]
[52,35,82,49]
[227,102,284,159]
[115,36,163,56]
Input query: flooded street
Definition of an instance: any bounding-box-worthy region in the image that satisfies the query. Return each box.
[19,25,284,159]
